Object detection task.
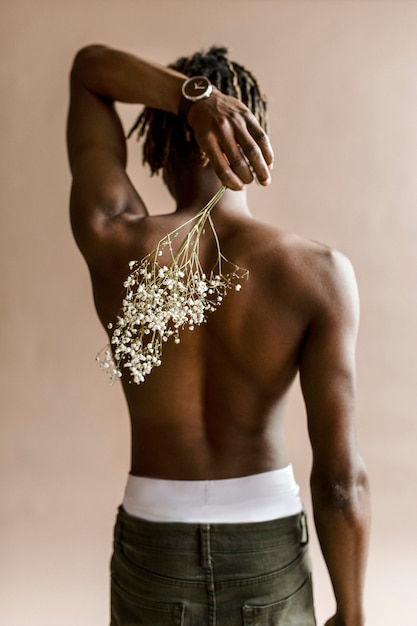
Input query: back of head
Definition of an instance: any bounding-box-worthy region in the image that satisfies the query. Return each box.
[128,46,268,178]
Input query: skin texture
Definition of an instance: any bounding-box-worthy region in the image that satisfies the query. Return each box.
[67,45,370,626]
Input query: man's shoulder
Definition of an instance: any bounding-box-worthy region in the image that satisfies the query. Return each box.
[247,218,349,271]
[283,235,357,318]
[245,219,356,305]
[282,233,356,304]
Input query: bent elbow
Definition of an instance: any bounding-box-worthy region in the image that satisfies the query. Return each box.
[311,460,370,513]
[70,44,108,80]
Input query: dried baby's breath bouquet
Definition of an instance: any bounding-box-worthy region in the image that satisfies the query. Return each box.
[97,186,248,384]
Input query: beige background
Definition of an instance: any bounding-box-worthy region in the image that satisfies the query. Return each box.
[1,1,417,624]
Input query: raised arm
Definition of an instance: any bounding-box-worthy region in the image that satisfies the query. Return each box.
[67,44,273,266]
[68,44,274,188]
[299,250,370,626]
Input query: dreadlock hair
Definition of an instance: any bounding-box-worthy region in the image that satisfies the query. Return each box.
[127,46,269,177]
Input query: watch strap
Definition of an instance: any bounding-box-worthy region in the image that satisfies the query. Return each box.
[178,96,195,122]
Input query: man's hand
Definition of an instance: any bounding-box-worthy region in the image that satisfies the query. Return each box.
[187,89,274,191]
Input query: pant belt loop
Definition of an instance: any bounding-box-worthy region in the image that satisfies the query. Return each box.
[300,509,309,545]
[200,524,211,568]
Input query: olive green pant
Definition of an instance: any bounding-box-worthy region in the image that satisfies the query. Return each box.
[111,506,316,625]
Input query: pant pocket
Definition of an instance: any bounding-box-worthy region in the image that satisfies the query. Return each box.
[111,579,185,626]
[242,575,316,626]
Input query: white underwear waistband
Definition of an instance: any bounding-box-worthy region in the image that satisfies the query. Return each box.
[122,465,302,523]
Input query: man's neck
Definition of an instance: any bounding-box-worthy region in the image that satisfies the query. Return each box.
[167,165,251,217]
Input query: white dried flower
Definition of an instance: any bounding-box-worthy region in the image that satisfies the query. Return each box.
[97,186,248,384]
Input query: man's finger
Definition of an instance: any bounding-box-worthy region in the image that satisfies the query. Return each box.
[203,139,247,190]
[237,124,274,186]
[221,144,254,185]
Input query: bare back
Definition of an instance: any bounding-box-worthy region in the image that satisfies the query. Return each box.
[88,203,330,480]
[67,45,358,481]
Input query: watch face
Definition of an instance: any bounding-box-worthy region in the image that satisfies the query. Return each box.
[182,76,212,101]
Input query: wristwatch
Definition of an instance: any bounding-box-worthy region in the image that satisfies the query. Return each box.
[179,76,213,121]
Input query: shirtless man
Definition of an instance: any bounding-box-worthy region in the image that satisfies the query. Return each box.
[67,44,370,626]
